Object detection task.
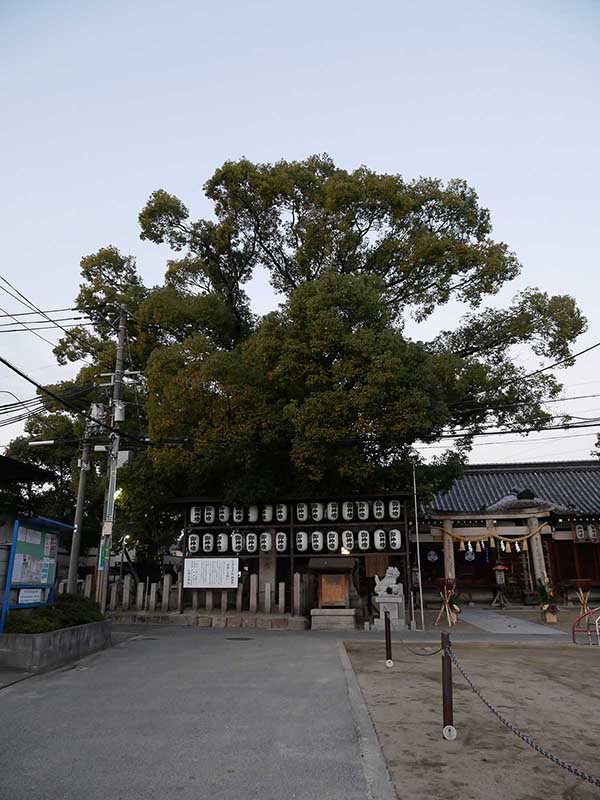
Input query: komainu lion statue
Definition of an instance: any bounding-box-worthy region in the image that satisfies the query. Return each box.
[374,567,401,596]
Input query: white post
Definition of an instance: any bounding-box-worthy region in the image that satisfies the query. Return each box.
[84,573,93,599]
[264,582,272,614]
[205,589,213,612]
[109,581,118,611]
[277,582,285,614]
[293,572,301,616]
[220,590,228,613]
[122,575,132,611]
[249,574,258,613]
[235,584,243,612]
[413,461,425,632]
[136,581,145,610]
[149,582,158,612]
[162,574,172,612]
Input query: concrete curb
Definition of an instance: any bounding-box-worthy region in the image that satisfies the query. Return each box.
[338,640,398,800]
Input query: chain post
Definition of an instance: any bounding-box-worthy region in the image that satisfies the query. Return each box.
[441,631,457,740]
[384,610,393,668]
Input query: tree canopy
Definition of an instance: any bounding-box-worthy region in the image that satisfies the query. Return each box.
[7,155,587,553]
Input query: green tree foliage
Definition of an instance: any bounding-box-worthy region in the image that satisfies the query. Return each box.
[5,155,587,555]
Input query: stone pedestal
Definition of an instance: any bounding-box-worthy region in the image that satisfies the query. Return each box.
[372,594,407,631]
[310,608,358,631]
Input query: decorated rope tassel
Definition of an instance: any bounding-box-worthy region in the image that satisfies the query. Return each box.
[522,538,528,552]
[459,539,465,552]
[475,541,482,553]
[505,540,512,553]
[489,536,496,548]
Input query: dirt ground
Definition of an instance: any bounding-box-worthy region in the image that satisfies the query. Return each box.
[417,605,595,636]
[346,641,600,800]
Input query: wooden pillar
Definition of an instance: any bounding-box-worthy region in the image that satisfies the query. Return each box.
[442,520,456,581]
[528,517,548,584]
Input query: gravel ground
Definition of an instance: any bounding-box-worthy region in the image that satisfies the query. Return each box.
[346,640,600,800]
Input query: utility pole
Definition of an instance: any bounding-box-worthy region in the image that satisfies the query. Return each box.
[66,403,105,593]
[96,307,127,612]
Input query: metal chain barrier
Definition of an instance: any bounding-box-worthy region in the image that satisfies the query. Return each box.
[447,645,600,788]
[400,640,443,657]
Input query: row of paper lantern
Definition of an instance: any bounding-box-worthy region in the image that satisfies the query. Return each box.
[188,529,403,554]
[190,500,403,525]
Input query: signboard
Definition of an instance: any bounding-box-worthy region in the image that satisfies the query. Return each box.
[12,526,57,585]
[18,588,43,605]
[183,558,239,589]
[0,517,71,633]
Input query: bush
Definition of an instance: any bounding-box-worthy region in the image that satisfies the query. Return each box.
[4,593,104,634]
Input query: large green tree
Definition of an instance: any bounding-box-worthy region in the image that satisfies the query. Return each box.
[7,155,587,553]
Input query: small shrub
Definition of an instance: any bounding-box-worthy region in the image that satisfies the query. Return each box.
[4,593,104,634]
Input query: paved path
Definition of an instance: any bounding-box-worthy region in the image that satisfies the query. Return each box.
[0,628,370,800]
[459,608,566,635]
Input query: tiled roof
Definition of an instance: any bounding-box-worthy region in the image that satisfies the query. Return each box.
[431,461,600,515]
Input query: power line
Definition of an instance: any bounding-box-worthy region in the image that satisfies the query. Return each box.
[415,430,599,449]
[0,323,95,333]
[0,307,77,319]
[0,301,58,348]
[0,354,146,443]
[0,277,96,365]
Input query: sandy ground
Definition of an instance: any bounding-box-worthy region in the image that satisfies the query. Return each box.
[416,605,596,636]
[346,641,600,800]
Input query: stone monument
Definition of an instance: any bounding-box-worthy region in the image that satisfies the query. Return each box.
[372,567,406,630]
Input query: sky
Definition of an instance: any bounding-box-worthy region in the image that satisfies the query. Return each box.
[0,0,599,463]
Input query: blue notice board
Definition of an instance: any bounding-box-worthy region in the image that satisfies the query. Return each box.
[0,517,72,633]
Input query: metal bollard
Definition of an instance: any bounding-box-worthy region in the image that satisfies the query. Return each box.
[441,632,457,740]
[384,610,393,668]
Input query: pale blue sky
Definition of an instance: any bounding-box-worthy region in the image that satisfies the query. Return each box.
[1,0,599,461]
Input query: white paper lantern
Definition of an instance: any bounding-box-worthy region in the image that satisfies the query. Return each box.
[248,505,259,523]
[575,524,585,539]
[588,525,597,541]
[188,533,200,554]
[374,529,386,551]
[204,505,216,524]
[246,533,258,553]
[296,531,308,552]
[342,530,354,551]
[261,505,273,522]
[275,532,288,552]
[326,530,339,552]
[311,502,324,522]
[260,532,272,552]
[327,501,339,521]
[389,529,402,550]
[342,501,354,521]
[311,530,324,552]
[358,530,370,550]
[217,533,228,552]
[296,503,308,522]
[276,503,288,522]
[231,532,244,553]
[190,506,202,524]
[202,533,214,553]
[232,505,244,523]
[373,500,385,520]
[218,505,230,523]
[356,501,369,521]
[388,500,402,520]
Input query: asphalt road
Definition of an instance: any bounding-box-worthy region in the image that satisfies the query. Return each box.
[0,628,369,800]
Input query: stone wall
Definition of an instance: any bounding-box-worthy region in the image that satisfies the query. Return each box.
[0,620,112,672]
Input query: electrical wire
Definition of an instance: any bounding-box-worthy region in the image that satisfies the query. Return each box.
[0,354,147,443]
[0,277,96,365]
